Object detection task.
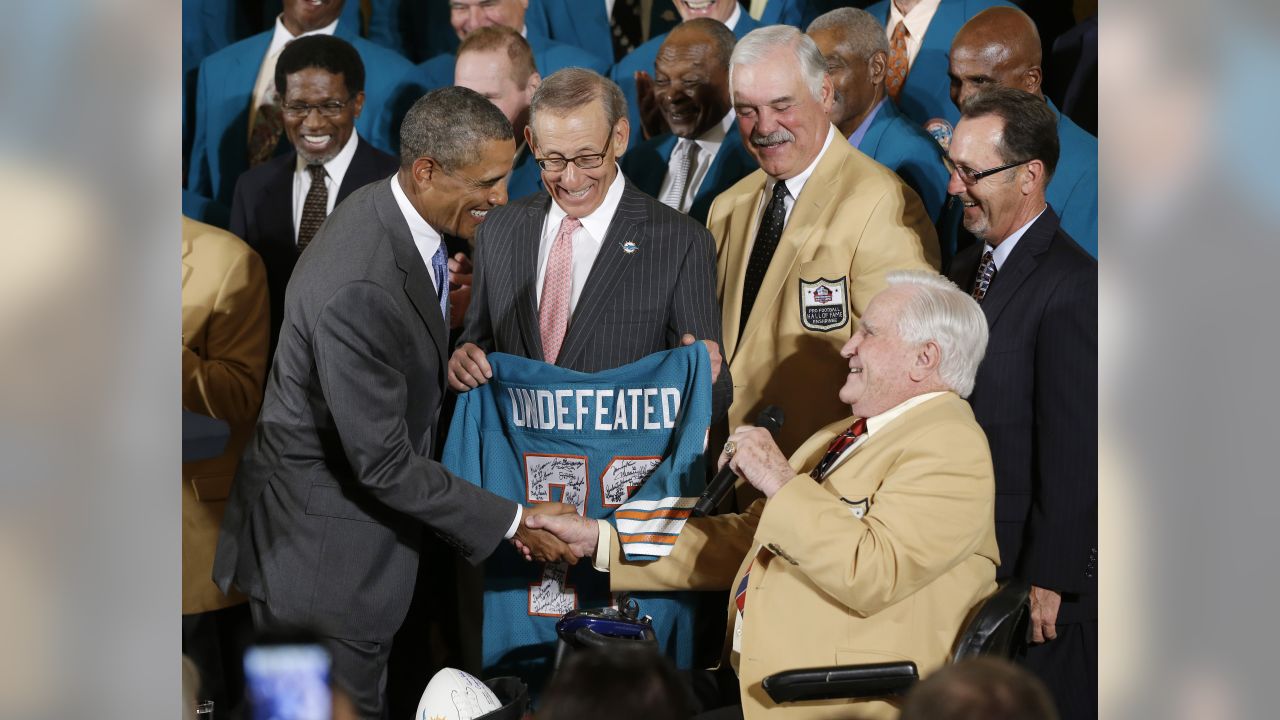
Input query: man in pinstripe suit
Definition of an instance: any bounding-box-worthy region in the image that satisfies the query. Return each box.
[450,68,731,420]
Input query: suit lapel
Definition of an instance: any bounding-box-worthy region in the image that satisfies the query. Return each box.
[374,181,449,368]
[857,100,894,158]
[516,195,552,361]
[182,234,193,287]
[337,138,385,201]
[980,209,1059,328]
[263,153,297,252]
[735,137,846,355]
[555,182,649,369]
[720,175,767,360]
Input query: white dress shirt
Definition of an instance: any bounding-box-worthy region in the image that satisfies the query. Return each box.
[986,205,1048,270]
[657,110,736,214]
[887,0,942,70]
[388,175,444,297]
[291,131,360,242]
[750,124,838,239]
[248,14,340,136]
[535,165,627,314]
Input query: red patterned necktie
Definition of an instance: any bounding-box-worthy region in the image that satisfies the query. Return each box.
[539,216,581,364]
[971,251,997,301]
[885,21,910,102]
[809,417,869,481]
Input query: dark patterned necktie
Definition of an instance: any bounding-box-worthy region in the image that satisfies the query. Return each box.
[610,0,644,62]
[971,250,997,301]
[430,243,449,321]
[809,417,869,481]
[297,164,328,250]
[739,180,790,337]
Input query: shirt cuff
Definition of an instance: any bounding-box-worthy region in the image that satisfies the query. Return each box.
[592,520,613,572]
[504,504,523,540]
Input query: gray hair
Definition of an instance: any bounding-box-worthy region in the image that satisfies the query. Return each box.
[665,17,737,69]
[730,25,827,103]
[399,86,513,170]
[529,68,628,142]
[807,7,890,62]
[885,270,989,398]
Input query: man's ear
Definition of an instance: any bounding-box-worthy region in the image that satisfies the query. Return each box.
[911,340,942,382]
[868,50,887,86]
[523,125,536,153]
[1022,64,1043,95]
[412,156,439,186]
[1021,158,1046,196]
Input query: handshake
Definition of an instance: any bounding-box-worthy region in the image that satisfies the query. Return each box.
[512,502,602,564]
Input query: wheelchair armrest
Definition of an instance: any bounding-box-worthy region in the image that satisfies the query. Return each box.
[761,661,919,703]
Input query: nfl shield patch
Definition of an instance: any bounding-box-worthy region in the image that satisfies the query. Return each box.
[799,277,849,332]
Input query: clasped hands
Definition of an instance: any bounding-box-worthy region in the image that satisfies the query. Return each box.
[512,502,600,564]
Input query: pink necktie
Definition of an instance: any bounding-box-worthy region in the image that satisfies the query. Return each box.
[539,216,581,364]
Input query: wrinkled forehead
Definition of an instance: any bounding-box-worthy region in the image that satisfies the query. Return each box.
[731,55,805,102]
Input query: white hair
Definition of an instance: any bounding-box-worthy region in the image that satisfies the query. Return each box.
[885,270,989,398]
[729,25,827,103]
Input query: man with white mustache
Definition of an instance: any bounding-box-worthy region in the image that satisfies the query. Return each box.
[705,25,939,508]
[450,68,731,423]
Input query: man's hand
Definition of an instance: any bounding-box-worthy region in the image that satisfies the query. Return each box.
[681,334,722,383]
[524,510,601,559]
[634,70,669,140]
[448,342,492,391]
[1028,585,1062,643]
[719,425,793,498]
[513,502,580,564]
[447,253,473,330]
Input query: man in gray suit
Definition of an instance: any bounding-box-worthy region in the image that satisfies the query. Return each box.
[213,87,576,718]
[449,68,730,417]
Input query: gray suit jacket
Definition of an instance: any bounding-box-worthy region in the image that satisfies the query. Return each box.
[213,177,518,641]
[459,181,732,418]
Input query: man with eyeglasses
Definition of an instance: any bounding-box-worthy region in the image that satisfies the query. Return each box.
[230,35,399,358]
[449,68,730,418]
[943,85,1097,720]
[214,87,581,718]
[186,0,411,227]
[947,6,1098,258]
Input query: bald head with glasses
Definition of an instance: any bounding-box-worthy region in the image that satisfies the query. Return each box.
[946,85,1059,246]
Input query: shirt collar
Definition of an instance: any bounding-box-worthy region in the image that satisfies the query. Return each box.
[295,130,360,185]
[984,205,1047,270]
[846,98,887,149]
[888,0,941,39]
[268,14,339,56]
[687,109,736,155]
[865,390,949,436]
[546,163,627,242]
[766,124,837,201]
[724,3,742,31]
[389,173,443,267]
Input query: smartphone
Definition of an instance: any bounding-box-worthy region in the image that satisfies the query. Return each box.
[243,641,332,720]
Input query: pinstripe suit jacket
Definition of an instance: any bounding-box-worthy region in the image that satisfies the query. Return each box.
[459,180,731,420]
[947,206,1097,623]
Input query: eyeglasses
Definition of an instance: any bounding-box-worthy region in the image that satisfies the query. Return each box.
[942,155,1029,185]
[282,99,351,119]
[534,133,613,172]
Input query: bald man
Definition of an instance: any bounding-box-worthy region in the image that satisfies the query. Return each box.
[620,19,758,223]
[946,6,1098,258]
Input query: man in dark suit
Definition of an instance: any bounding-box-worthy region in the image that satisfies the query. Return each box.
[230,35,399,357]
[807,8,949,225]
[448,68,730,420]
[944,85,1096,720]
[621,19,756,224]
[213,87,577,718]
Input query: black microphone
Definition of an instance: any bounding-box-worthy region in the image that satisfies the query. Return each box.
[692,406,785,517]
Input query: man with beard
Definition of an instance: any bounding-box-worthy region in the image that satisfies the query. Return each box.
[621,18,757,223]
[706,25,936,507]
[230,35,399,357]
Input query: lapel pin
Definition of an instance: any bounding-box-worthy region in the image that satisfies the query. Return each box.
[622,240,639,255]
